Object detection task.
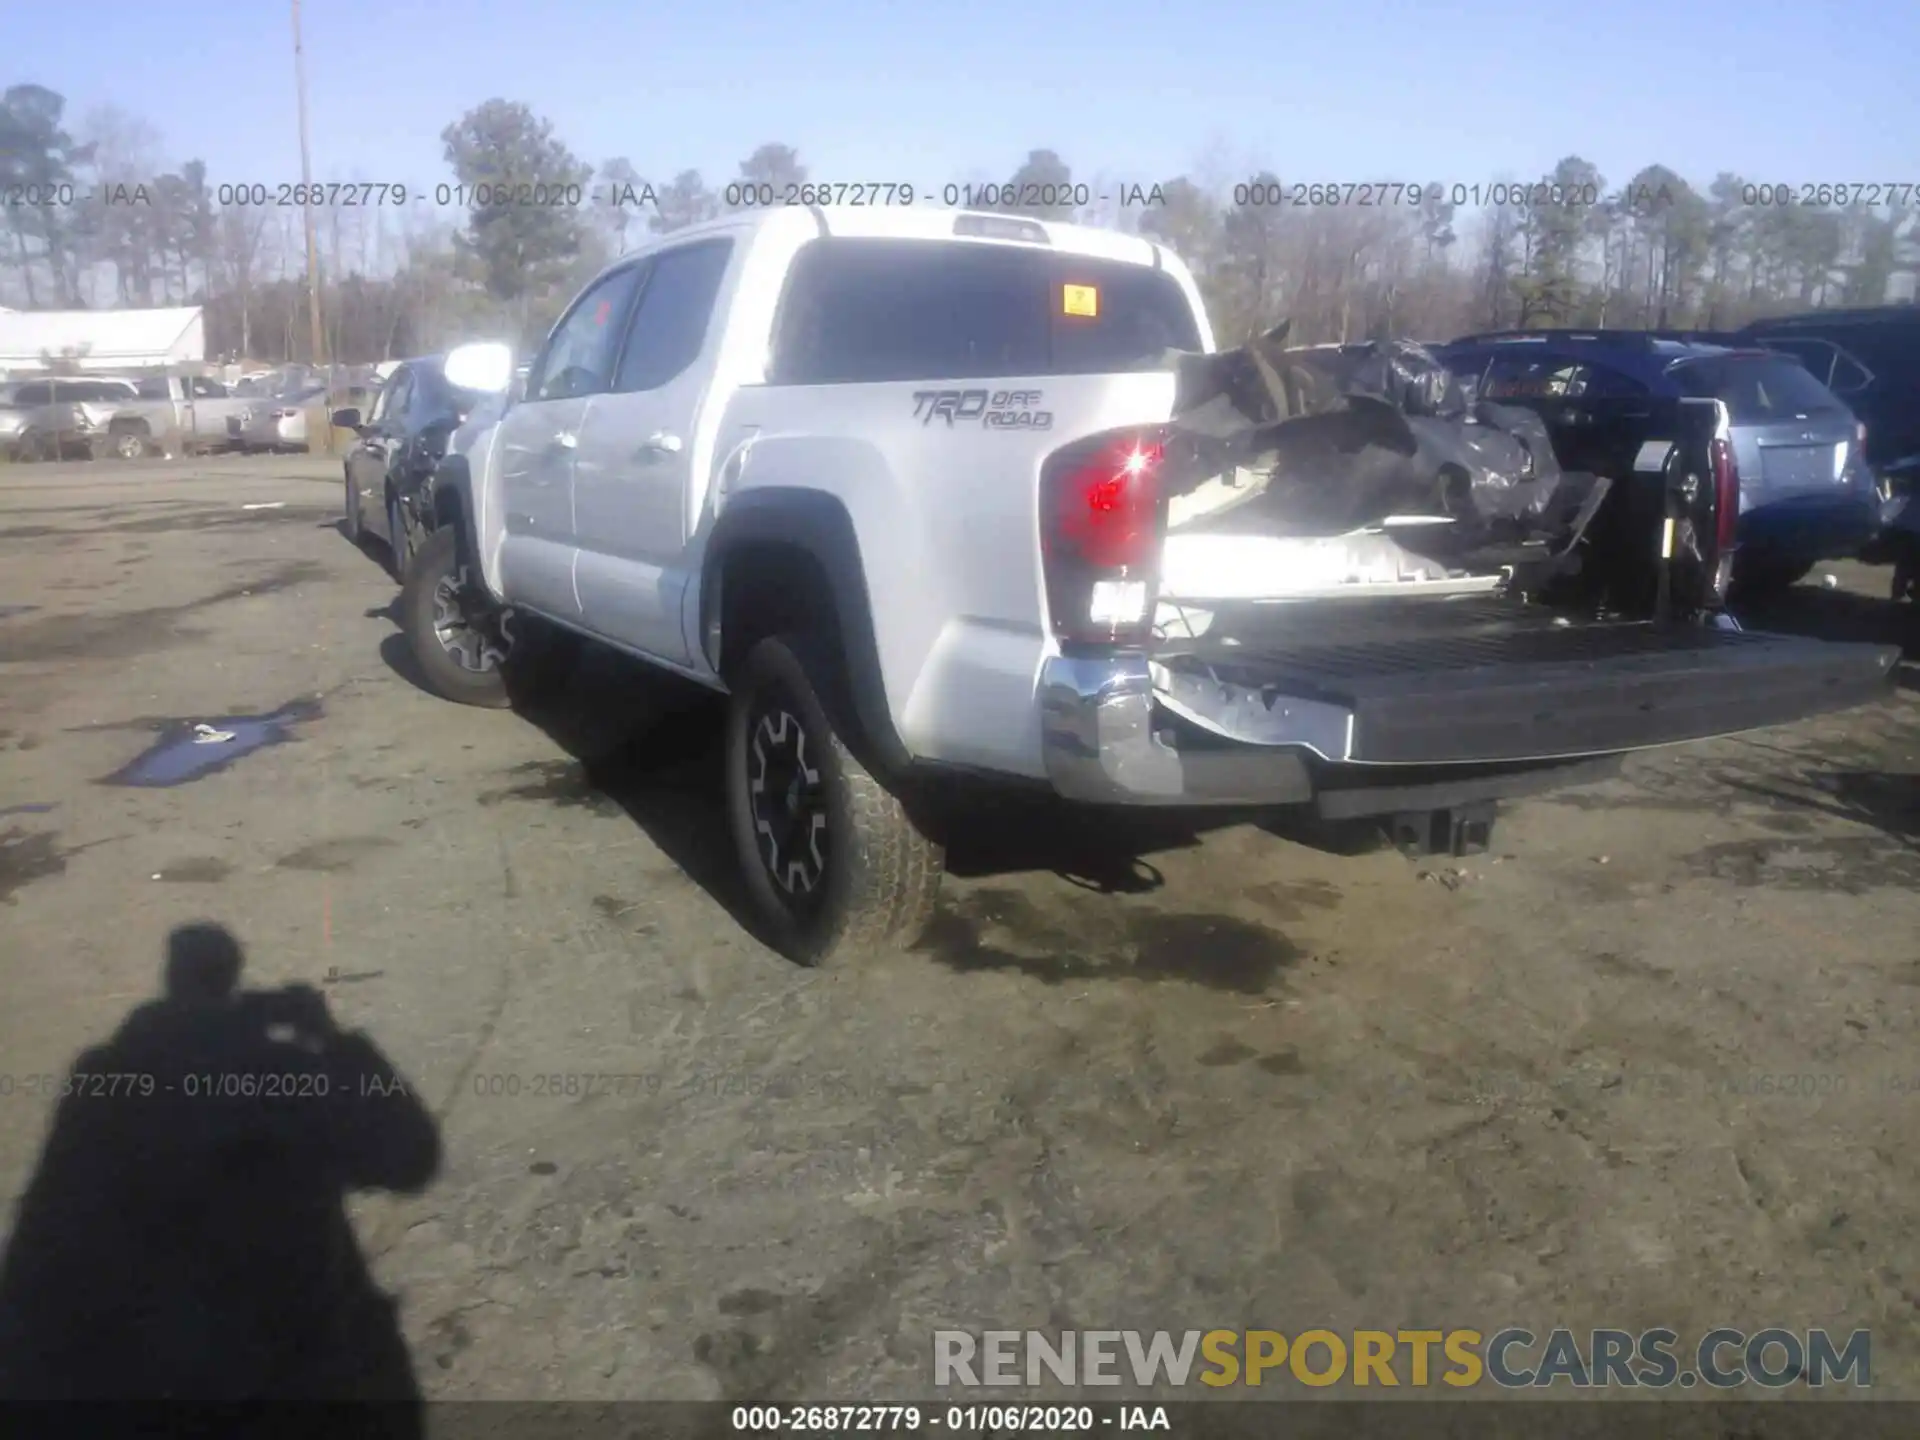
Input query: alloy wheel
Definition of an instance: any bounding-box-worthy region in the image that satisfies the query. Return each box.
[429,567,511,673]
[747,700,829,901]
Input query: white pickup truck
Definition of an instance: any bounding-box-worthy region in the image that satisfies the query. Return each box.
[402,206,1896,965]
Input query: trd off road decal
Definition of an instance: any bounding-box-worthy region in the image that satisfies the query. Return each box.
[911,389,1054,430]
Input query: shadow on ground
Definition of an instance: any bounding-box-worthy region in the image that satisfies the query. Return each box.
[0,923,438,1423]
[391,630,1374,940]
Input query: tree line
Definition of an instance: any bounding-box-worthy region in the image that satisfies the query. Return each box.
[3,80,1915,368]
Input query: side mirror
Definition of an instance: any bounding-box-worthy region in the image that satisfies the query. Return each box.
[444,341,514,395]
[331,407,361,430]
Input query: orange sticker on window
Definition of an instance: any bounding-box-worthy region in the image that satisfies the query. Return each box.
[1062,283,1098,318]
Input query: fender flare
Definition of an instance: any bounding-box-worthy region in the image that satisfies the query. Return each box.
[702,488,909,774]
[429,454,479,570]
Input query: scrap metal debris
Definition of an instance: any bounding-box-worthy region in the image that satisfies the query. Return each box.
[1161,321,1611,583]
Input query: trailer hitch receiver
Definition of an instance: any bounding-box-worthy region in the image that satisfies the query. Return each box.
[1388,802,1497,858]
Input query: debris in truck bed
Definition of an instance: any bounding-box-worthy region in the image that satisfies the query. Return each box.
[1163,321,1608,577]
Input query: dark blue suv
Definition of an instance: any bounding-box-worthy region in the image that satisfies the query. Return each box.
[1434,330,1879,593]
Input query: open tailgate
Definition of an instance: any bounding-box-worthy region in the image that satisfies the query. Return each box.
[1152,597,1898,765]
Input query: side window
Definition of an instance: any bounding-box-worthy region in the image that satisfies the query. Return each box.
[135,377,172,400]
[380,370,414,425]
[1566,363,1648,400]
[1480,353,1575,399]
[187,377,228,398]
[611,240,734,394]
[1761,338,1837,386]
[529,266,644,403]
[77,381,131,403]
[14,382,51,405]
[367,376,397,425]
[1828,347,1873,396]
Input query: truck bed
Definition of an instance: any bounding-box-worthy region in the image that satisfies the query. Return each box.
[1151,595,1899,765]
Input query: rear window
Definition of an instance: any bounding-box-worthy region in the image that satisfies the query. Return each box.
[769,237,1202,385]
[1670,355,1843,421]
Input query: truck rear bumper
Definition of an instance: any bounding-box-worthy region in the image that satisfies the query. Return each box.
[1039,616,1898,807]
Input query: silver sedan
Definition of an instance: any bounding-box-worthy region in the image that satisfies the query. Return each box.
[233,385,331,453]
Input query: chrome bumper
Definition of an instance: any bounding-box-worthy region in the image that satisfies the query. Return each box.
[1037,653,1317,808]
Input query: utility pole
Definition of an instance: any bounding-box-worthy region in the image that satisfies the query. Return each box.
[291,0,332,452]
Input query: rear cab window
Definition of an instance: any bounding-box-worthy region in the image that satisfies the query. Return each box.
[768,237,1202,385]
[1670,354,1844,421]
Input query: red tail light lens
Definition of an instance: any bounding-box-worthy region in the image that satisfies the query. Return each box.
[1040,428,1169,645]
[1709,434,1739,555]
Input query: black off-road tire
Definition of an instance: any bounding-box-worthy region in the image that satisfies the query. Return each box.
[401,527,512,708]
[725,634,944,966]
[342,468,362,541]
[401,527,579,709]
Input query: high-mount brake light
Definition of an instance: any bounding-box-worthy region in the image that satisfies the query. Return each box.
[1039,429,1168,646]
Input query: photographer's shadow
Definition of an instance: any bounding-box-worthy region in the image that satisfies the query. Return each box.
[0,922,441,1422]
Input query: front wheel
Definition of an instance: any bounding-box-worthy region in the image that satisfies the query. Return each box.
[400,527,578,708]
[400,527,512,708]
[725,635,944,966]
[343,469,362,541]
[106,426,148,461]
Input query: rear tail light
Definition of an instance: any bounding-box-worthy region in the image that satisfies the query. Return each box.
[1039,427,1169,646]
[1708,431,1739,602]
[1708,434,1739,553]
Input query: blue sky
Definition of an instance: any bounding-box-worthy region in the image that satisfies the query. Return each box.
[12,0,1916,209]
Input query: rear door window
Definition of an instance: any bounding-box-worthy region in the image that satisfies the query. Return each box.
[1670,355,1845,420]
[1758,337,1837,386]
[13,383,52,405]
[135,377,172,400]
[1828,348,1874,396]
[769,238,1202,385]
[1477,354,1643,400]
[612,239,734,393]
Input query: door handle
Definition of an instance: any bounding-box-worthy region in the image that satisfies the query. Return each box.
[552,430,578,450]
[641,431,683,457]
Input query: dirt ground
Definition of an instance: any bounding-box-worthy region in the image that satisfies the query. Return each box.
[2,453,1919,1405]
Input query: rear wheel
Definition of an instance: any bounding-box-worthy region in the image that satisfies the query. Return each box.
[106,424,149,460]
[724,635,943,966]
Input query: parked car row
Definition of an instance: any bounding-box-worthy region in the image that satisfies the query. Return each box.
[1430,328,1885,596]
[0,371,386,461]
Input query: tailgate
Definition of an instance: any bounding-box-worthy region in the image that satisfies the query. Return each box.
[1152,597,1897,765]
